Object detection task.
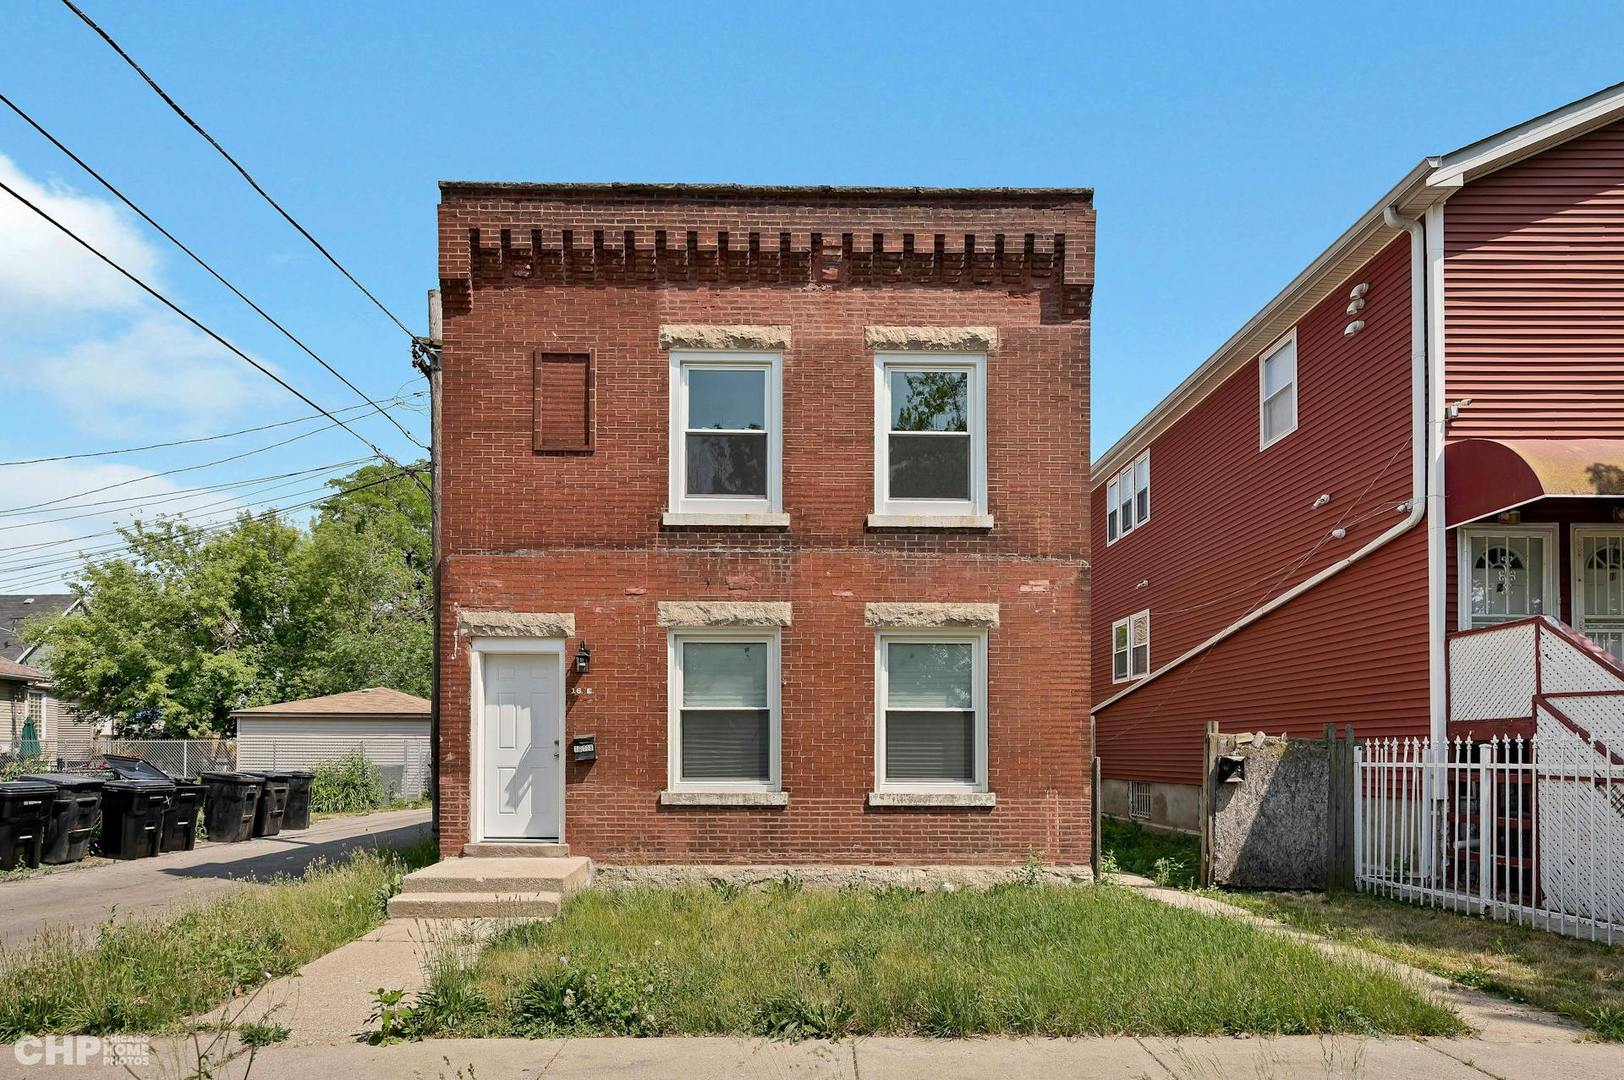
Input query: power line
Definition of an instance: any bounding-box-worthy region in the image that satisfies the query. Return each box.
[0,175,432,501]
[0,391,422,468]
[0,466,425,592]
[58,0,417,340]
[0,90,427,452]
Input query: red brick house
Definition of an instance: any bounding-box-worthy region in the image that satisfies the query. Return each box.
[432,183,1093,865]
[1092,85,1624,834]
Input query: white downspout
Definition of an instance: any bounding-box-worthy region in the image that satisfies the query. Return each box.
[1422,201,1450,747]
[1093,216,1429,715]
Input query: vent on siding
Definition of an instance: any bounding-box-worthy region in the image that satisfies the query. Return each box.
[533,351,593,452]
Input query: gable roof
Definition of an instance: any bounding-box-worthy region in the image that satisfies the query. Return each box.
[0,594,79,662]
[1092,80,1624,484]
[231,686,430,719]
[0,655,48,683]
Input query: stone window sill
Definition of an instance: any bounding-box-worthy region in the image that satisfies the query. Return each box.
[662,512,791,529]
[866,791,997,808]
[658,790,788,807]
[866,513,994,531]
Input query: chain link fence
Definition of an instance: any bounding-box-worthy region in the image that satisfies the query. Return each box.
[99,738,238,777]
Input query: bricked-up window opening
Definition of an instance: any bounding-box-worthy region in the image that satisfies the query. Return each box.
[533,352,593,452]
[1106,450,1150,544]
[875,631,988,793]
[1129,781,1152,820]
[1258,330,1298,450]
[668,352,783,517]
[873,353,987,520]
[668,630,780,791]
[1111,611,1150,683]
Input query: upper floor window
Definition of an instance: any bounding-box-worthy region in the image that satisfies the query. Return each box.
[1106,450,1150,544]
[1259,330,1298,449]
[873,354,987,520]
[1111,610,1150,683]
[668,352,782,517]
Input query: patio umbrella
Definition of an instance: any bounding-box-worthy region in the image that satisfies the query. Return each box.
[18,718,39,758]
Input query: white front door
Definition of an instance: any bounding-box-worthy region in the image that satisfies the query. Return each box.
[1574,526,1624,663]
[480,651,563,840]
[1458,525,1559,629]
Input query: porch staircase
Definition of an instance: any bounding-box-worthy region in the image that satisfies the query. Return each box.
[386,844,592,919]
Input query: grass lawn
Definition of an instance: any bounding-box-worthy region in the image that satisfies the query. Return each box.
[0,837,436,1039]
[395,881,1464,1040]
[1224,890,1624,1041]
[1098,817,1200,888]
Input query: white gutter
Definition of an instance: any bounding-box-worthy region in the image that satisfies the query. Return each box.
[1093,206,1430,715]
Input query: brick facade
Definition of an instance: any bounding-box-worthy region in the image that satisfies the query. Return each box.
[435,184,1093,864]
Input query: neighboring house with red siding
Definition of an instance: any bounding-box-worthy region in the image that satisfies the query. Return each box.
[432,183,1093,866]
[1093,85,1624,833]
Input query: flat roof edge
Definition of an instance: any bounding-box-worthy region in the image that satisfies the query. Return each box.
[438,180,1093,205]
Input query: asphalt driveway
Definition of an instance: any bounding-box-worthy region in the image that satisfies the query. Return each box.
[0,807,430,949]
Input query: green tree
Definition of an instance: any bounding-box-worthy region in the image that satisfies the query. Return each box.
[22,461,431,735]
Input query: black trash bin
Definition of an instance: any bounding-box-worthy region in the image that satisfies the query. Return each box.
[19,773,103,864]
[282,770,314,831]
[99,778,174,859]
[200,772,261,843]
[100,755,201,853]
[0,780,53,871]
[247,771,291,837]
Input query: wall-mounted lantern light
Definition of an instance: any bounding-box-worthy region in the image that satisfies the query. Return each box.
[573,642,591,676]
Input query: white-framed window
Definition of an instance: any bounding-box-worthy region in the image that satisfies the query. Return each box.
[668,351,783,516]
[873,353,987,519]
[667,628,780,791]
[874,628,988,793]
[1106,450,1150,544]
[1258,329,1298,449]
[1129,780,1152,820]
[1111,610,1151,683]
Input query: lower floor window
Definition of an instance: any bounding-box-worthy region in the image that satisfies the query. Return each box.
[876,631,987,791]
[1129,780,1152,820]
[670,632,778,788]
[1112,610,1150,682]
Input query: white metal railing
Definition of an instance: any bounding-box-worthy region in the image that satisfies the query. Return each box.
[1355,732,1624,942]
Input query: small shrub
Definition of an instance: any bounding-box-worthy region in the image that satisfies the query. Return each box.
[310,750,395,814]
[1151,856,1189,888]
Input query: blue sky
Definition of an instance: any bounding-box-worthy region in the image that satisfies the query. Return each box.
[2,1,1622,590]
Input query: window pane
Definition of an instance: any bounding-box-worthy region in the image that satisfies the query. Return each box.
[687,368,765,430]
[681,709,769,781]
[1263,342,1295,396]
[1135,458,1149,522]
[887,641,973,709]
[1107,507,1119,542]
[885,710,974,782]
[889,434,969,500]
[1136,487,1149,523]
[890,370,968,432]
[1131,644,1149,677]
[1113,651,1129,680]
[1114,623,1129,650]
[686,432,767,496]
[1263,391,1294,441]
[1118,471,1134,528]
[682,641,768,708]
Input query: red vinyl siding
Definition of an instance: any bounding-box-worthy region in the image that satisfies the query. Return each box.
[1445,119,1624,438]
[1092,236,1429,784]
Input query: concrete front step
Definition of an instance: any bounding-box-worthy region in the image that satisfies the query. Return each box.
[463,841,570,858]
[387,891,562,918]
[400,856,591,895]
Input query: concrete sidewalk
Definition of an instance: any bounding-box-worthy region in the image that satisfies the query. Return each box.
[4,1034,1621,1079]
[0,807,430,948]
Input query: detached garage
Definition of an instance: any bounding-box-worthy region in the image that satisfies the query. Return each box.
[233,687,431,800]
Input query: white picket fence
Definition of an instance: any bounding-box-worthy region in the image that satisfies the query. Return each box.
[1355,734,1624,942]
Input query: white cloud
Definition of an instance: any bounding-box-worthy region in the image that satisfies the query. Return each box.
[0,154,161,323]
[23,314,278,436]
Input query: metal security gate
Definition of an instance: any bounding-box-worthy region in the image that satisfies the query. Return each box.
[1354,734,1624,942]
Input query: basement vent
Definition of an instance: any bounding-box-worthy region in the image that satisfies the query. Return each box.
[1129,780,1152,820]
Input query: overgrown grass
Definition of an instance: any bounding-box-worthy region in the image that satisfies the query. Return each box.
[1225,890,1624,1041]
[1099,817,1200,888]
[395,882,1463,1039]
[309,750,398,815]
[0,836,436,1039]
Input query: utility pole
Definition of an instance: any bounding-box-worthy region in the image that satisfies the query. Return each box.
[412,290,443,849]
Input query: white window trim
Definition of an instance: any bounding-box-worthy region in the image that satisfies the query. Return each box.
[1257,328,1299,451]
[1111,610,1151,684]
[873,626,989,795]
[872,352,988,521]
[1456,524,1561,631]
[666,626,782,793]
[667,350,783,519]
[1106,449,1150,545]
